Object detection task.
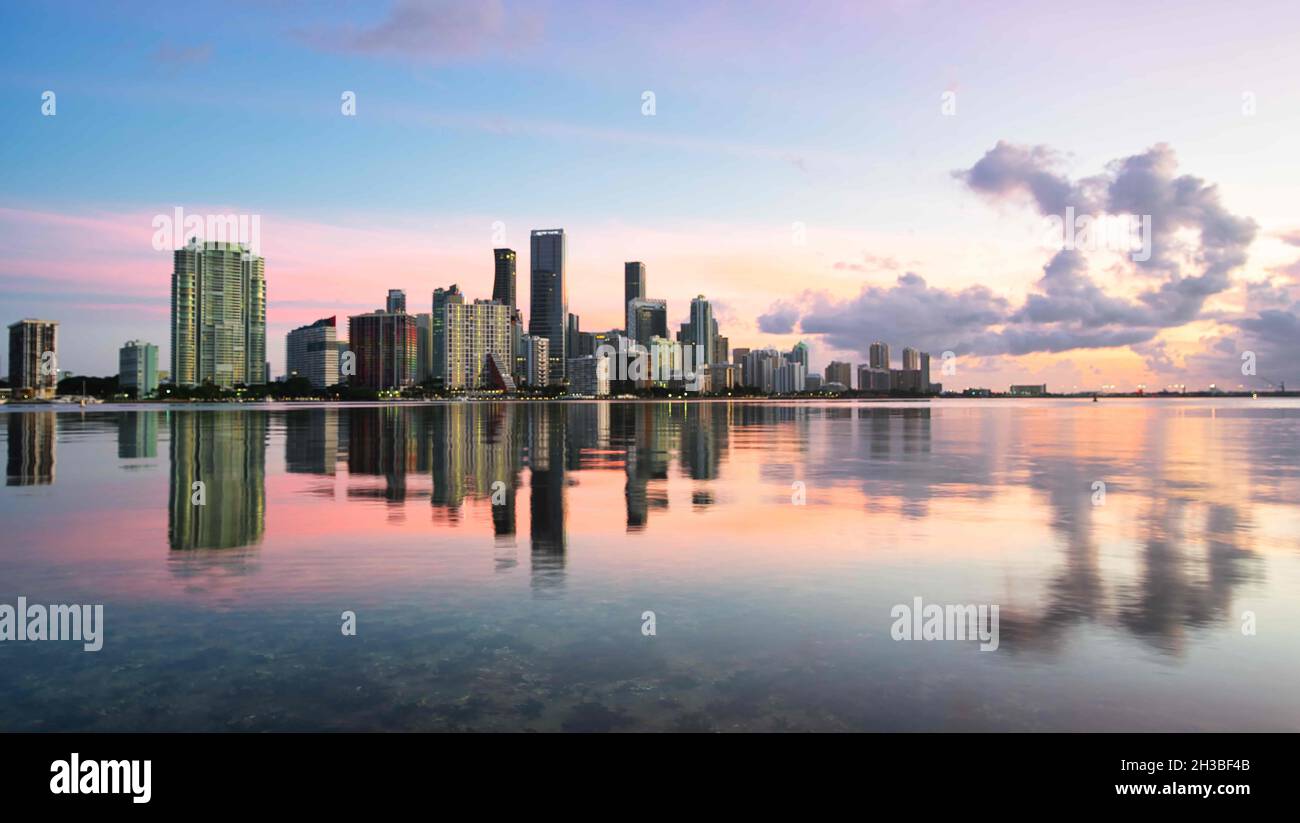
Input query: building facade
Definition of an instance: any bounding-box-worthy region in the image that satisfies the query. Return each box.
[444,300,513,390]
[348,311,417,390]
[627,298,668,348]
[119,339,159,397]
[825,360,853,389]
[493,248,516,310]
[171,240,266,386]
[431,284,464,389]
[521,334,550,388]
[529,229,567,383]
[285,316,339,388]
[7,319,58,399]
[624,262,646,329]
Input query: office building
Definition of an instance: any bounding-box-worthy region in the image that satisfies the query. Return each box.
[529,229,567,382]
[386,289,407,314]
[119,339,159,397]
[348,310,417,390]
[789,341,810,370]
[171,239,266,386]
[566,312,581,359]
[285,317,339,388]
[7,319,58,399]
[626,298,668,348]
[493,248,517,310]
[624,262,646,329]
[688,295,713,364]
[414,313,433,382]
[714,335,729,365]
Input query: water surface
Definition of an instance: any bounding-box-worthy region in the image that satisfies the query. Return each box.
[2,399,1298,731]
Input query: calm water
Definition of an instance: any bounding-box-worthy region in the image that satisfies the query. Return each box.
[2,399,1298,732]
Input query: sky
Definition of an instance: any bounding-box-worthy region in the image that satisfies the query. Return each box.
[3,0,1300,390]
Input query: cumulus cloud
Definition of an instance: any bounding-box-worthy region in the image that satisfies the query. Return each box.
[796,272,1010,356]
[757,299,801,334]
[765,141,1271,379]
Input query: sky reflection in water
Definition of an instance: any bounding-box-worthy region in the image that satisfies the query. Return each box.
[1,399,1298,731]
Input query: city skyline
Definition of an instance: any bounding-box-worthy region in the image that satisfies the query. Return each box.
[4,2,1300,392]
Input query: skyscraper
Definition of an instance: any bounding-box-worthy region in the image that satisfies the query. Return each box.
[386,289,407,314]
[624,262,646,329]
[566,313,580,359]
[348,309,417,390]
[869,341,891,371]
[689,295,713,364]
[627,298,668,348]
[825,360,853,388]
[493,248,517,310]
[444,300,513,390]
[285,316,339,388]
[789,341,810,370]
[119,339,159,397]
[7,319,58,399]
[529,229,567,383]
[414,313,433,383]
[171,239,266,387]
[521,335,550,387]
[902,347,920,371]
[431,285,464,389]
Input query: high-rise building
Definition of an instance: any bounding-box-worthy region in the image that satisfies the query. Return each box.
[789,341,810,370]
[7,319,58,399]
[627,298,668,348]
[119,339,159,397]
[902,347,921,371]
[431,285,464,388]
[689,295,713,364]
[285,317,339,388]
[566,312,581,359]
[775,359,806,393]
[414,313,434,382]
[348,310,417,390]
[170,240,266,387]
[445,299,513,390]
[529,229,567,382]
[567,353,611,397]
[493,248,517,310]
[869,341,891,371]
[919,352,931,394]
[825,360,853,388]
[624,262,646,329]
[386,289,407,314]
[859,364,891,392]
[714,335,729,365]
[521,335,550,388]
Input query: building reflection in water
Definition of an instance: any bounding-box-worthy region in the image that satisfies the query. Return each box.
[167,410,266,550]
[6,411,56,485]
[117,411,159,460]
[146,401,1267,650]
